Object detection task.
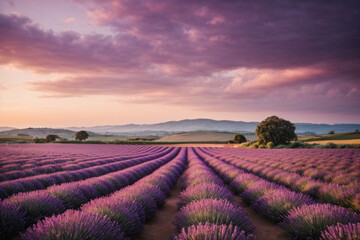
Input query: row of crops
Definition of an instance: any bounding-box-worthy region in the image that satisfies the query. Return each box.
[0,144,359,239]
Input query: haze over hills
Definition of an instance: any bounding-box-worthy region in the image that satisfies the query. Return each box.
[68,119,360,135]
[1,119,359,138]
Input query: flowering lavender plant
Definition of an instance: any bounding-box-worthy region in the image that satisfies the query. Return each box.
[172,223,256,240]
[281,203,360,239]
[174,199,254,233]
[20,210,127,240]
[0,200,26,239]
[321,222,360,240]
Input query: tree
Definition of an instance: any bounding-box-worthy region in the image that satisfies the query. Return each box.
[255,116,297,146]
[45,134,60,142]
[328,130,335,134]
[233,134,247,143]
[74,131,89,141]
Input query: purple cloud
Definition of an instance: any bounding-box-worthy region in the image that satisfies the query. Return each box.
[0,0,359,118]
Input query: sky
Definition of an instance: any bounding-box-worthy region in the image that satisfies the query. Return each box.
[0,0,359,128]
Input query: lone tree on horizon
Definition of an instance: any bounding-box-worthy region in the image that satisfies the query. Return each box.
[233,134,247,143]
[45,134,60,142]
[74,131,89,141]
[255,116,297,146]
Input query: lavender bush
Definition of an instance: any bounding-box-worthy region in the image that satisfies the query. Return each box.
[174,199,254,233]
[20,210,127,240]
[178,183,234,208]
[172,223,256,240]
[0,200,26,239]
[281,203,360,239]
[321,222,360,240]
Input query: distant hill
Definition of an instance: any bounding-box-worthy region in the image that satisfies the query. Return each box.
[0,127,15,132]
[0,128,97,139]
[67,119,360,135]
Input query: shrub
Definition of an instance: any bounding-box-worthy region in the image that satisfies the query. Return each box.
[280,203,360,239]
[266,142,275,149]
[174,199,254,233]
[33,137,46,143]
[20,210,126,240]
[234,134,247,144]
[178,183,234,208]
[251,190,315,222]
[81,197,144,237]
[321,222,360,240]
[0,200,26,239]
[325,142,337,149]
[172,223,255,240]
[6,191,65,224]
[255,116,297,145]
[328,130,335,134]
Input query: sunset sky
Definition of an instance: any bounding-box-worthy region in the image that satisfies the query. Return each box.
[0,0,359,128]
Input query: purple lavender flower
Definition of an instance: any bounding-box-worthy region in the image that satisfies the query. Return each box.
[321,222,360,240]
[281,203,360,239]
[174,199,254,233]
[251,189,315,222]
[46,183,88,208]
[178,183,234,208]
[172,223,256,240]
[0,200,26,239]
[6,190,65,224]
[81,197,144,237]
[20,210,128,240]
[229,174,259,194]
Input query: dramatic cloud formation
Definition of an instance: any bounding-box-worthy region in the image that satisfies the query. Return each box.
[0,0,359,124]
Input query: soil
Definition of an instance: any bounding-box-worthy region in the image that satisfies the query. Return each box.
[134,177,183,240]
[235,196,289,240]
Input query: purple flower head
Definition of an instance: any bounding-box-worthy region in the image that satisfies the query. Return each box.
[173,223,255,240]
[321,222,360,240]
[174,199,254,233]
[6,190,65,224]
[20,210,128,240]
[281,203,360,239]
[178,183,234,208]
[251,189,315,222]
[0,200,26,239]
[128,183,166,207]
[81,197,144,237]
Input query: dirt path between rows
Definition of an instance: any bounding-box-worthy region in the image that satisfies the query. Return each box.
[134,177,183,240]
[235,196,288,240]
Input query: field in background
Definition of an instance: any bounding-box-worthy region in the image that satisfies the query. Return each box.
[155,131,257,142]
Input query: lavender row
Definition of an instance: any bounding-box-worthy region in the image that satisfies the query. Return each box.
[172,148,255,240]
[194,148,360,239]
[18,148,187,240]
[206,148,360,188]
[0,147,180,239]
[0,146,165,182]
[0,144,160,171]
[0,147,173,198]
[201,147,359,212]
[207,149,360,185]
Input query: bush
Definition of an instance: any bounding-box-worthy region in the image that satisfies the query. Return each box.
[280,203,360,239]
[233,134,247,144]
[33,137,46,143]
[0,200,26,239]
[328,130,335,134]
[174,199,254,233]
[325,142,337,148]
[255,116,297,145]
[321,222,360,240]
[266,142,275,149]
[173,223,255,240]
[20,210,126,240]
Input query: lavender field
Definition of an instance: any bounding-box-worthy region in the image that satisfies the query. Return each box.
[0,144,359,240]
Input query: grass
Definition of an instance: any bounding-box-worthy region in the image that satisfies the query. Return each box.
[0,136,33,143]
[301,132,360,142]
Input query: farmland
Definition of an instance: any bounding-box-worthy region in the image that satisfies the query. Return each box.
[0,144,359,240]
